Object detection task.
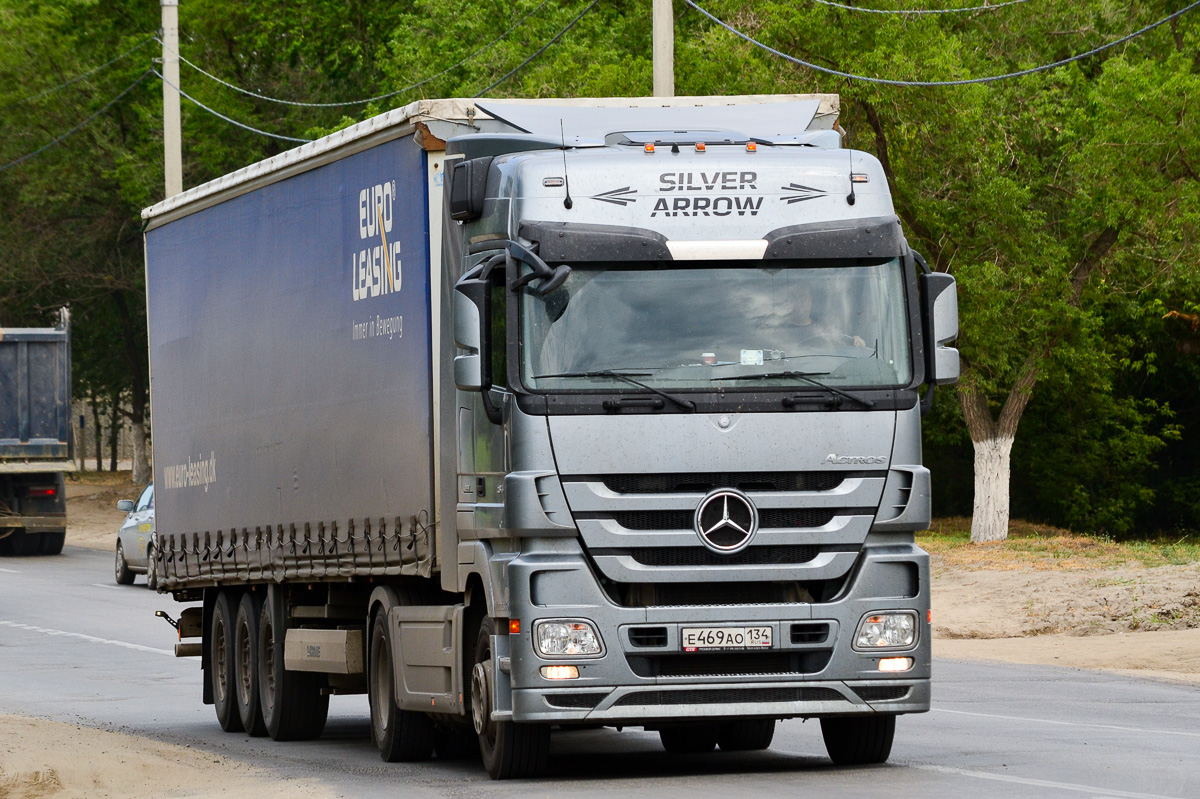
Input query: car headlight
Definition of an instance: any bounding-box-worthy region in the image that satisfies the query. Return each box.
[854,611,917,650]
[535,619,603,657]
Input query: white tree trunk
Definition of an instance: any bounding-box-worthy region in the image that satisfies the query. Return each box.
[130,420,151,486]
[970,434,1014,543]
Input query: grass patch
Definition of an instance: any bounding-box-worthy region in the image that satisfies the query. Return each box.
[918,517,1200,571]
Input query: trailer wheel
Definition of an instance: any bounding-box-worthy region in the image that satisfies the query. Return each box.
[472,617,550,779]
[716,719,775,751]
[4,530,40,556]
[820,714,896,765]
[659,724,718,754]
[114,541,135,585]
[368,610,434,761]
[40,531,65,555]
[257,587,328,741]
[145,544,159,591]
[210,590,245,732]
[234,592,268,736]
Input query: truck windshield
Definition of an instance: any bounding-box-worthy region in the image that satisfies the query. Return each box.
[521,259,912,391]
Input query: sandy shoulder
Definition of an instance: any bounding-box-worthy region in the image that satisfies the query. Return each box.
[934,629,1200,685]
[64,479,135,552]
[0,715,334,799]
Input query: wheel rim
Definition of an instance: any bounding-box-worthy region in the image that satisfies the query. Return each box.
[147,547,156,587]
[371,630,392,739]
[115,544,125,579]
[237,616,253,706]
[214,615,229,703]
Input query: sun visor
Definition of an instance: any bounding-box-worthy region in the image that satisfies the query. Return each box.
[476,100,823,145]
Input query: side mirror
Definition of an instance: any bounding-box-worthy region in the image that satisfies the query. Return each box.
[117,499,135,512]
[919,271,960,385]
[453,276,488,392]
[448,156,493,222]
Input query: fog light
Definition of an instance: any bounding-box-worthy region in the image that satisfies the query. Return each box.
[540,665,579,680]
[879,657,913,672]
[854,612,917,650]
[535,620,603,657]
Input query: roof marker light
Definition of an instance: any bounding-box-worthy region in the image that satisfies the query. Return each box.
[851,173,870,183]
[746,142,757,153]
[695,142,706,153]
[644,143,656,154]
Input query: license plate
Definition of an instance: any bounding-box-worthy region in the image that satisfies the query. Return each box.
[681,626,773,652]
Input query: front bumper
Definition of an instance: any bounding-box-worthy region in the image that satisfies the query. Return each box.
[503,542,931,724]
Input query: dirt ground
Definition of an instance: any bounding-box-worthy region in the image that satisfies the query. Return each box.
[0,715,333,799]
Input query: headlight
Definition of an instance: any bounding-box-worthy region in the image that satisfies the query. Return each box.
[535,619,603,657]
[854,611,917,650]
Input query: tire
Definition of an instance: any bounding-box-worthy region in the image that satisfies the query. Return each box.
[659,725,718,754]
[472,617,550,779]
[6,530,40,556]
[234,592,268,736]
[114,541,135,585]
[368,611,434,761]
[145,544,159,591]
[717,719,776,751]
[820,714,896,765]
[210,590,244,733]
[257,586,328,741]
[40,531,65,556]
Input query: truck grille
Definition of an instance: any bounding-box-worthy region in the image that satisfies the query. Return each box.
[613,686,844,706]
[611,508,836,531]
[599,471,846,494]
[627,650,832,678]
[628,545,819,567]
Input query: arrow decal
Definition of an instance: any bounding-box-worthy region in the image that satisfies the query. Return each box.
[589,186,637,206]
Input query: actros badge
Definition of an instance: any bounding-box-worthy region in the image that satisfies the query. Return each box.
[694,489,759,554]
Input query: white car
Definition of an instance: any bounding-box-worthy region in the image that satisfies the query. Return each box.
[114,483,158,589]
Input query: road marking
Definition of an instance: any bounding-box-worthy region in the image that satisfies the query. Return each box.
[90,583,123,590]
[776,748,1182,799]
[932,707,1200,739]
[0,620,174,656]
[909,763,1184,799]
[0,567,20,573]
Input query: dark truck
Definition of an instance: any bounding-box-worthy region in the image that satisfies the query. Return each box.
[0,309,72,556]
[142,95,959,779]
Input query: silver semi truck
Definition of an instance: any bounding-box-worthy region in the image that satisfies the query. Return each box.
[141,95,959,779]
[0,309,72,556]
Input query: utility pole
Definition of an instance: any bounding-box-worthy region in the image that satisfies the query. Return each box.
[161,0,183,197]
[653,0,674,97]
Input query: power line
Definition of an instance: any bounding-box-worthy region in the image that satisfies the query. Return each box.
[155,0,553,108]
[478,0,599,94]
[152,69,311,143]
[805,0,1034,14]
[3,36,154,108]
[1,71,151,173]
[685,0,1200,86]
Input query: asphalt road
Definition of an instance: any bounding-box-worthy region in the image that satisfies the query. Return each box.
[2,545,1198,798]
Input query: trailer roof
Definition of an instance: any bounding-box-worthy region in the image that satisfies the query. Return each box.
[141,95,838,225]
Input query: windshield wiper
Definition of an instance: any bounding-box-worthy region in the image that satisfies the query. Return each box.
[712,370,875,408]
[533,370,696,412]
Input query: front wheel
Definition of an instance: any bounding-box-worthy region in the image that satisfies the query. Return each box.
[820,714,896,765]
[472,617,549,779]
[114,542,134,585]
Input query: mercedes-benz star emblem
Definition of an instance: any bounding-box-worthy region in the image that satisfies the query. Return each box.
[694,489,759,554]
